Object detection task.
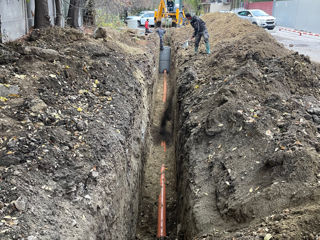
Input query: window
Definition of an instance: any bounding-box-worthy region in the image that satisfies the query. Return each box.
[143,13,154,18]
[251,10,269,17]
[238,11,248,16]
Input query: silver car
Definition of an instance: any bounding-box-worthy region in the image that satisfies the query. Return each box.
[236,9,276,30]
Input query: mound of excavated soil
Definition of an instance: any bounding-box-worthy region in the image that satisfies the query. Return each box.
[174,12,288,58]
[0,27,156,239]
[171,13,320,239]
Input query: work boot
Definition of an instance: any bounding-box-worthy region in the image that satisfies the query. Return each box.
[205,42,211,54]
[194,47,198,54]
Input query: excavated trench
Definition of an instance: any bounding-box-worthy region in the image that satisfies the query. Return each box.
[135,39,180,239]
[2,20,320,240]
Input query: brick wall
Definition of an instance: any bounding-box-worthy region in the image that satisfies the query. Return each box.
[247,1,273,15]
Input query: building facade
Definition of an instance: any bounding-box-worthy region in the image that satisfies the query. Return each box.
[245,0,273,15]
[201,0,231,13]
[201,0,273,15]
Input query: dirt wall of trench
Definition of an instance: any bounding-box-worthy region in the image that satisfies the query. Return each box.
[0,27,157,239]
[172,13,320,239]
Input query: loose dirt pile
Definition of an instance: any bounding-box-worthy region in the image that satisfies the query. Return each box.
[0,27,156,239]
[172,13,320,239]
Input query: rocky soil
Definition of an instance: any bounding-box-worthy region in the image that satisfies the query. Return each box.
[0,27,157,239]
[171,13,320,239]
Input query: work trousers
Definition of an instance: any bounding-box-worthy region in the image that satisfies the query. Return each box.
[160,37,164,50]
[195,29,209,48]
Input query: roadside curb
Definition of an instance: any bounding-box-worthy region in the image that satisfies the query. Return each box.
[279,27,320,38]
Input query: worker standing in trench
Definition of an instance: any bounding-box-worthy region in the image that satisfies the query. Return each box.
[156,25,166,51]
[185,13,211,54]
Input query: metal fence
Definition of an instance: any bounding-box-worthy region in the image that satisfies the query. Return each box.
[273,0,320,34]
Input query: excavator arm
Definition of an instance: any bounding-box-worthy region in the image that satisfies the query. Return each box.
[155,0,166,27]
[154,0,185,27]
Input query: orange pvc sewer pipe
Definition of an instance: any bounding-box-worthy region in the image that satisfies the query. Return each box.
[157,164,166,239]
[163,70,167,103]
[161,141,166,153]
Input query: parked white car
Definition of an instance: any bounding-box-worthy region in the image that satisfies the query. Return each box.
[139,12,155,26]
[236,9,276,30]
[125,11,153,25]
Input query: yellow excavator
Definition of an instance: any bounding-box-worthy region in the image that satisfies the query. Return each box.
[154,0,186,27]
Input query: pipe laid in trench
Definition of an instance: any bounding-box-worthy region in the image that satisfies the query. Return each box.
[157,45,171,238]
[163,70,167,103]
[157,164,166,238]
[159,46,171,74]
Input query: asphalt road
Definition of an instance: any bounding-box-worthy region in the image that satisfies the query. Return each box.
[269,26,320,63]
[127,20,320,64]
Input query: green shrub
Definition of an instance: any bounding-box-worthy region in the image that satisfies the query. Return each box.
[95,9,126,29]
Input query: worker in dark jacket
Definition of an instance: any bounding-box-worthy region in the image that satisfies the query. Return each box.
[156,25,166,50]
[167,0,174,12]
[185,13,210,54]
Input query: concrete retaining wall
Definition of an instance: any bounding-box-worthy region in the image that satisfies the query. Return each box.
[0,0,74,42]
[0,0,27,42]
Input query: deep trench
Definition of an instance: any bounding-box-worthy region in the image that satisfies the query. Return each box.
[135,42,180,239]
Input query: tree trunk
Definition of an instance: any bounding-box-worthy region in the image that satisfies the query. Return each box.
[55,0,63,26]
[194,0,200,16]
[0,16,2,43]
[34,0,51,29]
[230,0,234,10]
[67,0,75,26]
[67,0,82,28]
[84,0,95,25]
